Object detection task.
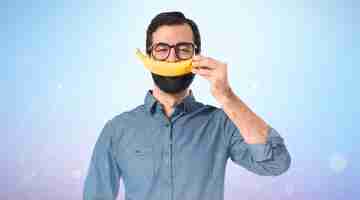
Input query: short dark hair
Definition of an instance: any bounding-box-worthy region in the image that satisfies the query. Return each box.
[146,11,201,55]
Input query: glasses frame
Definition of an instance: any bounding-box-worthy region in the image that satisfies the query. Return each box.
[148,42,198,61]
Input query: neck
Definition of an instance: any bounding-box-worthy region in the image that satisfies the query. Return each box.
[152,85,190,117]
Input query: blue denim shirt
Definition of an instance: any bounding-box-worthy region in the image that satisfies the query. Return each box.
[83,90,291,200]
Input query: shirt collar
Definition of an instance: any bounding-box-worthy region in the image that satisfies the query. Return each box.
[144,89,196,114]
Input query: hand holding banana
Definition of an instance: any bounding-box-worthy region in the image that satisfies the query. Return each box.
[191,55,234,103]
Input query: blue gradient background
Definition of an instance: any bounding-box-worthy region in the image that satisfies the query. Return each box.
[2,0,359,199]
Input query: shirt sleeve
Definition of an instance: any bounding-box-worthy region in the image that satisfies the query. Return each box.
[218,109,291,176]
[83,120,122,200]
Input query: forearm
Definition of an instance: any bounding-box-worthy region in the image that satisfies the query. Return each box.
[217,87,269,144]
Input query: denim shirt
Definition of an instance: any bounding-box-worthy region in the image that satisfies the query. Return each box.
[83,90,291,200]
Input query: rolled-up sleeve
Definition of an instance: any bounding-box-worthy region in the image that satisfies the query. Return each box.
[218,110,291,176]
[83,120,122,200]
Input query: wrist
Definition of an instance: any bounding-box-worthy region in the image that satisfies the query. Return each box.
[214,86,236,106]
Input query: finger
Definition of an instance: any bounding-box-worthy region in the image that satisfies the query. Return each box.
[193,66,213,71]
[192,67,212,76]
[192,59,215,69]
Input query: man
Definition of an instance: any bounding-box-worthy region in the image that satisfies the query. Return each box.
[83,11,291,200]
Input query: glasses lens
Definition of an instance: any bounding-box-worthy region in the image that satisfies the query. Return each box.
[153,43,170,60]
[176,43,195,60]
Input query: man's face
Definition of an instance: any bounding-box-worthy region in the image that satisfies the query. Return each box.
[151,24,194,62]
[150,24,196,94]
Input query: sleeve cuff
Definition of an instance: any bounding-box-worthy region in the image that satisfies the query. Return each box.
[247,127,284,162]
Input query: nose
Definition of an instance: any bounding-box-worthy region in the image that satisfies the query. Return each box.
[167,47,178,62]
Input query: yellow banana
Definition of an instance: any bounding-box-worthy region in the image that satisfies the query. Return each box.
[135,48,193,77]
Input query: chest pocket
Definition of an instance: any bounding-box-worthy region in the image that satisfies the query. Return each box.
[123,145,155,183]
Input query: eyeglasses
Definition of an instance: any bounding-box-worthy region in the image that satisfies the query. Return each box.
[149,42,197,61]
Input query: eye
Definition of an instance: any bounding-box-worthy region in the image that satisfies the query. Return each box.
[154,45,169,52]
[179,48,192,53]
[156,48,168,52]
[177,43,194,53]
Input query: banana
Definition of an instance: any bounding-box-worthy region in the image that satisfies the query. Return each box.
[135,48,193,77]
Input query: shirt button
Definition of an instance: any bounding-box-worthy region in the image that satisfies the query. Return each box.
[165,123,170,127]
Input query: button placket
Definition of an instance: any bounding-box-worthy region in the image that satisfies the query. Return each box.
[162,120,174,200]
